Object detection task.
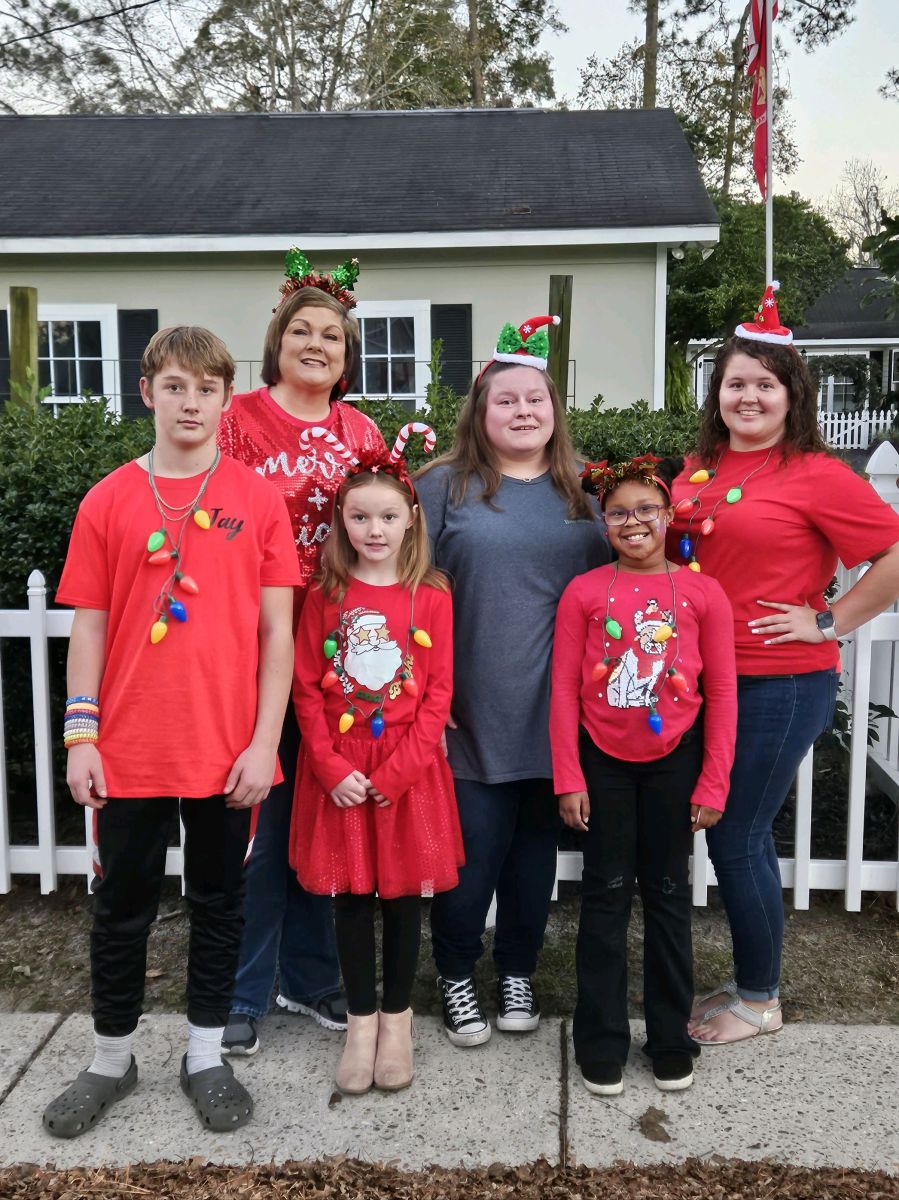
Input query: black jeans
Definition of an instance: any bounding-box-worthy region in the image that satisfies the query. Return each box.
[430,777,559,979]
[333,893,421,1015]
[91,795,251,1036]
[574,727,700,1067]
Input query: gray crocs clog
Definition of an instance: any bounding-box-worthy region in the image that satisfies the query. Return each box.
[179,1053,253,1132]
[42,1057,138,1138]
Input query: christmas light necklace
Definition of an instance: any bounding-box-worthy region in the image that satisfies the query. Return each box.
[321,592,432,738]
[591,561,686,734]
[676,445,776,570]
[145,448,220,644]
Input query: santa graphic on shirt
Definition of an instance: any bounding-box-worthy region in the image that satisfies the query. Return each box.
[341,609,404,693]
[607,599,675,709]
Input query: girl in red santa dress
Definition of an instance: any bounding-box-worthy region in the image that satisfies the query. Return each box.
[290,423,463,1096]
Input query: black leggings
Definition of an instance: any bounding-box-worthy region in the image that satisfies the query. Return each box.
[333,893,421,1015]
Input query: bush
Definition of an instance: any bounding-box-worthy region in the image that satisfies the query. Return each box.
[567,398,700,463]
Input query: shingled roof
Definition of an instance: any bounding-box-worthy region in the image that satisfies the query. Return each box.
[793,268,899,341]
[0,108,717,239]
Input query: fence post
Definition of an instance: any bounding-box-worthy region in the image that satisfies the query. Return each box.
[0,639,10,892]
[27,570,57,894]
[846,595,871,912]
[792,747,814,909]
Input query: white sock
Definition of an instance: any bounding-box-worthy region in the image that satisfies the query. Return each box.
[89,1031,134,1078]
[186,1021,224,1075]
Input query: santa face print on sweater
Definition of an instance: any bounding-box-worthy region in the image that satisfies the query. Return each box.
[337,606,411,701]
[607,598,676,710]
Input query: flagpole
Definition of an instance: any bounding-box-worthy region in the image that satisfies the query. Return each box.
[765,0,774,282]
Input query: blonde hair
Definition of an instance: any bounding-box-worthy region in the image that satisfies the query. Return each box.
[318,471,448,603]
[261,288,360,398]
[415,361,594,520]
[141,326,235,390]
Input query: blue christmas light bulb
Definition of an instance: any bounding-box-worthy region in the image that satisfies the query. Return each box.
[648,709,663,735]
[168,599,188,622]
[371,713,385,739]
[679,535,693,559]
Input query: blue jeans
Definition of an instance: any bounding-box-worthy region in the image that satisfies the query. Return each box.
[706,670,838,1001]
[229,710,340,1019]
[430,777,559,979]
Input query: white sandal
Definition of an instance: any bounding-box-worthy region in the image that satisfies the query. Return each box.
[690,980,738,1022]
[691,998,783,1045]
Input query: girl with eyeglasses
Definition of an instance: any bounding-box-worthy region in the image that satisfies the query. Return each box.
[550,456,737,1096]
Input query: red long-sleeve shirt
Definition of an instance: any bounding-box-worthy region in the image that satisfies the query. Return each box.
[550,565,737,812]
[293,577,453,803]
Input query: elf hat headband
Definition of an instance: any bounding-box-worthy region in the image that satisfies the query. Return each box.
[735,280,794,345]
[476,314,561,387]
[581,454,672,509]
[277,246,360,311]
[297,422,437,495]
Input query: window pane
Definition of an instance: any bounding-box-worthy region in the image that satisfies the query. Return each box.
[38,359,51,389]
[365,359,389,394]
[54,359,77,394]
[77,321,102,358]
[80,359,103,395]
[364,318,388,356]
[52,321,76,358]
[390,317,414,356]
[391,358,415,394]
[38,322,49,356]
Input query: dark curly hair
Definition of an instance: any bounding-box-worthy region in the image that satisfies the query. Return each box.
[696,337,828,463]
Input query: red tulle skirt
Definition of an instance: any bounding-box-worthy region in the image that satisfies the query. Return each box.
[289,726,464,899]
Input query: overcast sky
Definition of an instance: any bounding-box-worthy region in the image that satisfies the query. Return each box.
[545,0,899,204]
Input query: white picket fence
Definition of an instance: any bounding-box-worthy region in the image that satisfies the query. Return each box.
[818,408,894,451]
[2,448,899,910]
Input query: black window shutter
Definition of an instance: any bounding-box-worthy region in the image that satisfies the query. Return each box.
[0,310,9,409]
[117,309,158,419]
[431,304,472,395]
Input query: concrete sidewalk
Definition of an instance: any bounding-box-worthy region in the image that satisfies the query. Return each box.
[0,1012,896,1173]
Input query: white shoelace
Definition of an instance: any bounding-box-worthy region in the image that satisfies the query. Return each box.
[500,976,534,1012]
[443,978,484,1025]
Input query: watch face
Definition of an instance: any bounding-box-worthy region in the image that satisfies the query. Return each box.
[816,610,835,630]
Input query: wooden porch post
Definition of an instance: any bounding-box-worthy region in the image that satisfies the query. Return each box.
[548,275,573,404]
[9,286,39,408]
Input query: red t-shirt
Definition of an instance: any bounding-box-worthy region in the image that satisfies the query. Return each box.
[56,457,300,798]
[669,449,899,675]
[550,565,737,811]
[294,578,453,802]
[217,390,386,590]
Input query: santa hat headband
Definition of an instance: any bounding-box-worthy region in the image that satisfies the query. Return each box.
[297,422,437,495]
[734,281,794,346]
[276,246,360,311]
[476,314,561,386]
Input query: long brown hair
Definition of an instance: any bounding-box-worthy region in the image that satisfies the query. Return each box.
[697,336,829,462]
[317,471,449,603]
[260,288,360,399]
[415,361,594,520]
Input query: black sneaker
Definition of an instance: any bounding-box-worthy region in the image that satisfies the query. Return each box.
[581,1061,624,1096]
[221,1014,259,1057]
[437,976,492,1047]
[496,975,540,1032]
[276,990,348,1031]
[653,1052,694,1092]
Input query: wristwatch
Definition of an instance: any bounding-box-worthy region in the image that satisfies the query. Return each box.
[815,609,838,642]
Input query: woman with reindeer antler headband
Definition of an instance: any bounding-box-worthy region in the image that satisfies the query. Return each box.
[218,250,385,1058]
[415,313,610,1051]
[290,423,463,1095]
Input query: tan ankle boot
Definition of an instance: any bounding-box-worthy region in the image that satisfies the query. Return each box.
[374,1008,414,1091]
[335,1012,379,1095]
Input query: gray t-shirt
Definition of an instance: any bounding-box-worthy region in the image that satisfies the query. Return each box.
[416,464,610,784]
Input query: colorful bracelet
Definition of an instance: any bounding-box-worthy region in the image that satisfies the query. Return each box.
[66,695,100,706]
[64,697,100,747]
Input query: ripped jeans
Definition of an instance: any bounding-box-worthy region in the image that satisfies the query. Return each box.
[573,725,701,1066]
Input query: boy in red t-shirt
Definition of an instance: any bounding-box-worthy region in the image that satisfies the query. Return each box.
[43,327,299,1138]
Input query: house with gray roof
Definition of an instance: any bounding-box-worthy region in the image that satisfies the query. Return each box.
[0,107,718,414]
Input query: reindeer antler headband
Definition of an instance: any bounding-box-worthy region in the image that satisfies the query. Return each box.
[581,454,671,508]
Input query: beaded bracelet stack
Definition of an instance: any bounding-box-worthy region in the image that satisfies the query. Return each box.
[64,695,100,748]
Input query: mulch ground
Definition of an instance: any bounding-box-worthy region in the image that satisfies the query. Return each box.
[0,1158,896,1199]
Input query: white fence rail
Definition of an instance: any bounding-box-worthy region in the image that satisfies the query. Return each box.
[818,409,894,450]
[2,448,899,910]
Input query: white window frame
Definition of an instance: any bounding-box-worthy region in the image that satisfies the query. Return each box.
[891,348,899,392]
[37,303,119,415]
[349,300,431,409]
[804,349,868,415]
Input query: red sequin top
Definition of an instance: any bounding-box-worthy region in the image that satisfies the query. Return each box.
[217,388,386,590]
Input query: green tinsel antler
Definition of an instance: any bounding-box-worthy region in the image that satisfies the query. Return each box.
[285,247,313,279]
[330,257,360,292]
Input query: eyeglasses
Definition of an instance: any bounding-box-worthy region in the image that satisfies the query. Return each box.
[603,503,665,527]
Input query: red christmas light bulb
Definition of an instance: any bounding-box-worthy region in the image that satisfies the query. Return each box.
[177,574,200,595]
[701,517,715,536]
[592,659,610,683]
[402,677,419,697]
[148,549,173,565]
[675,498,697,516]
[321,670,339,689]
